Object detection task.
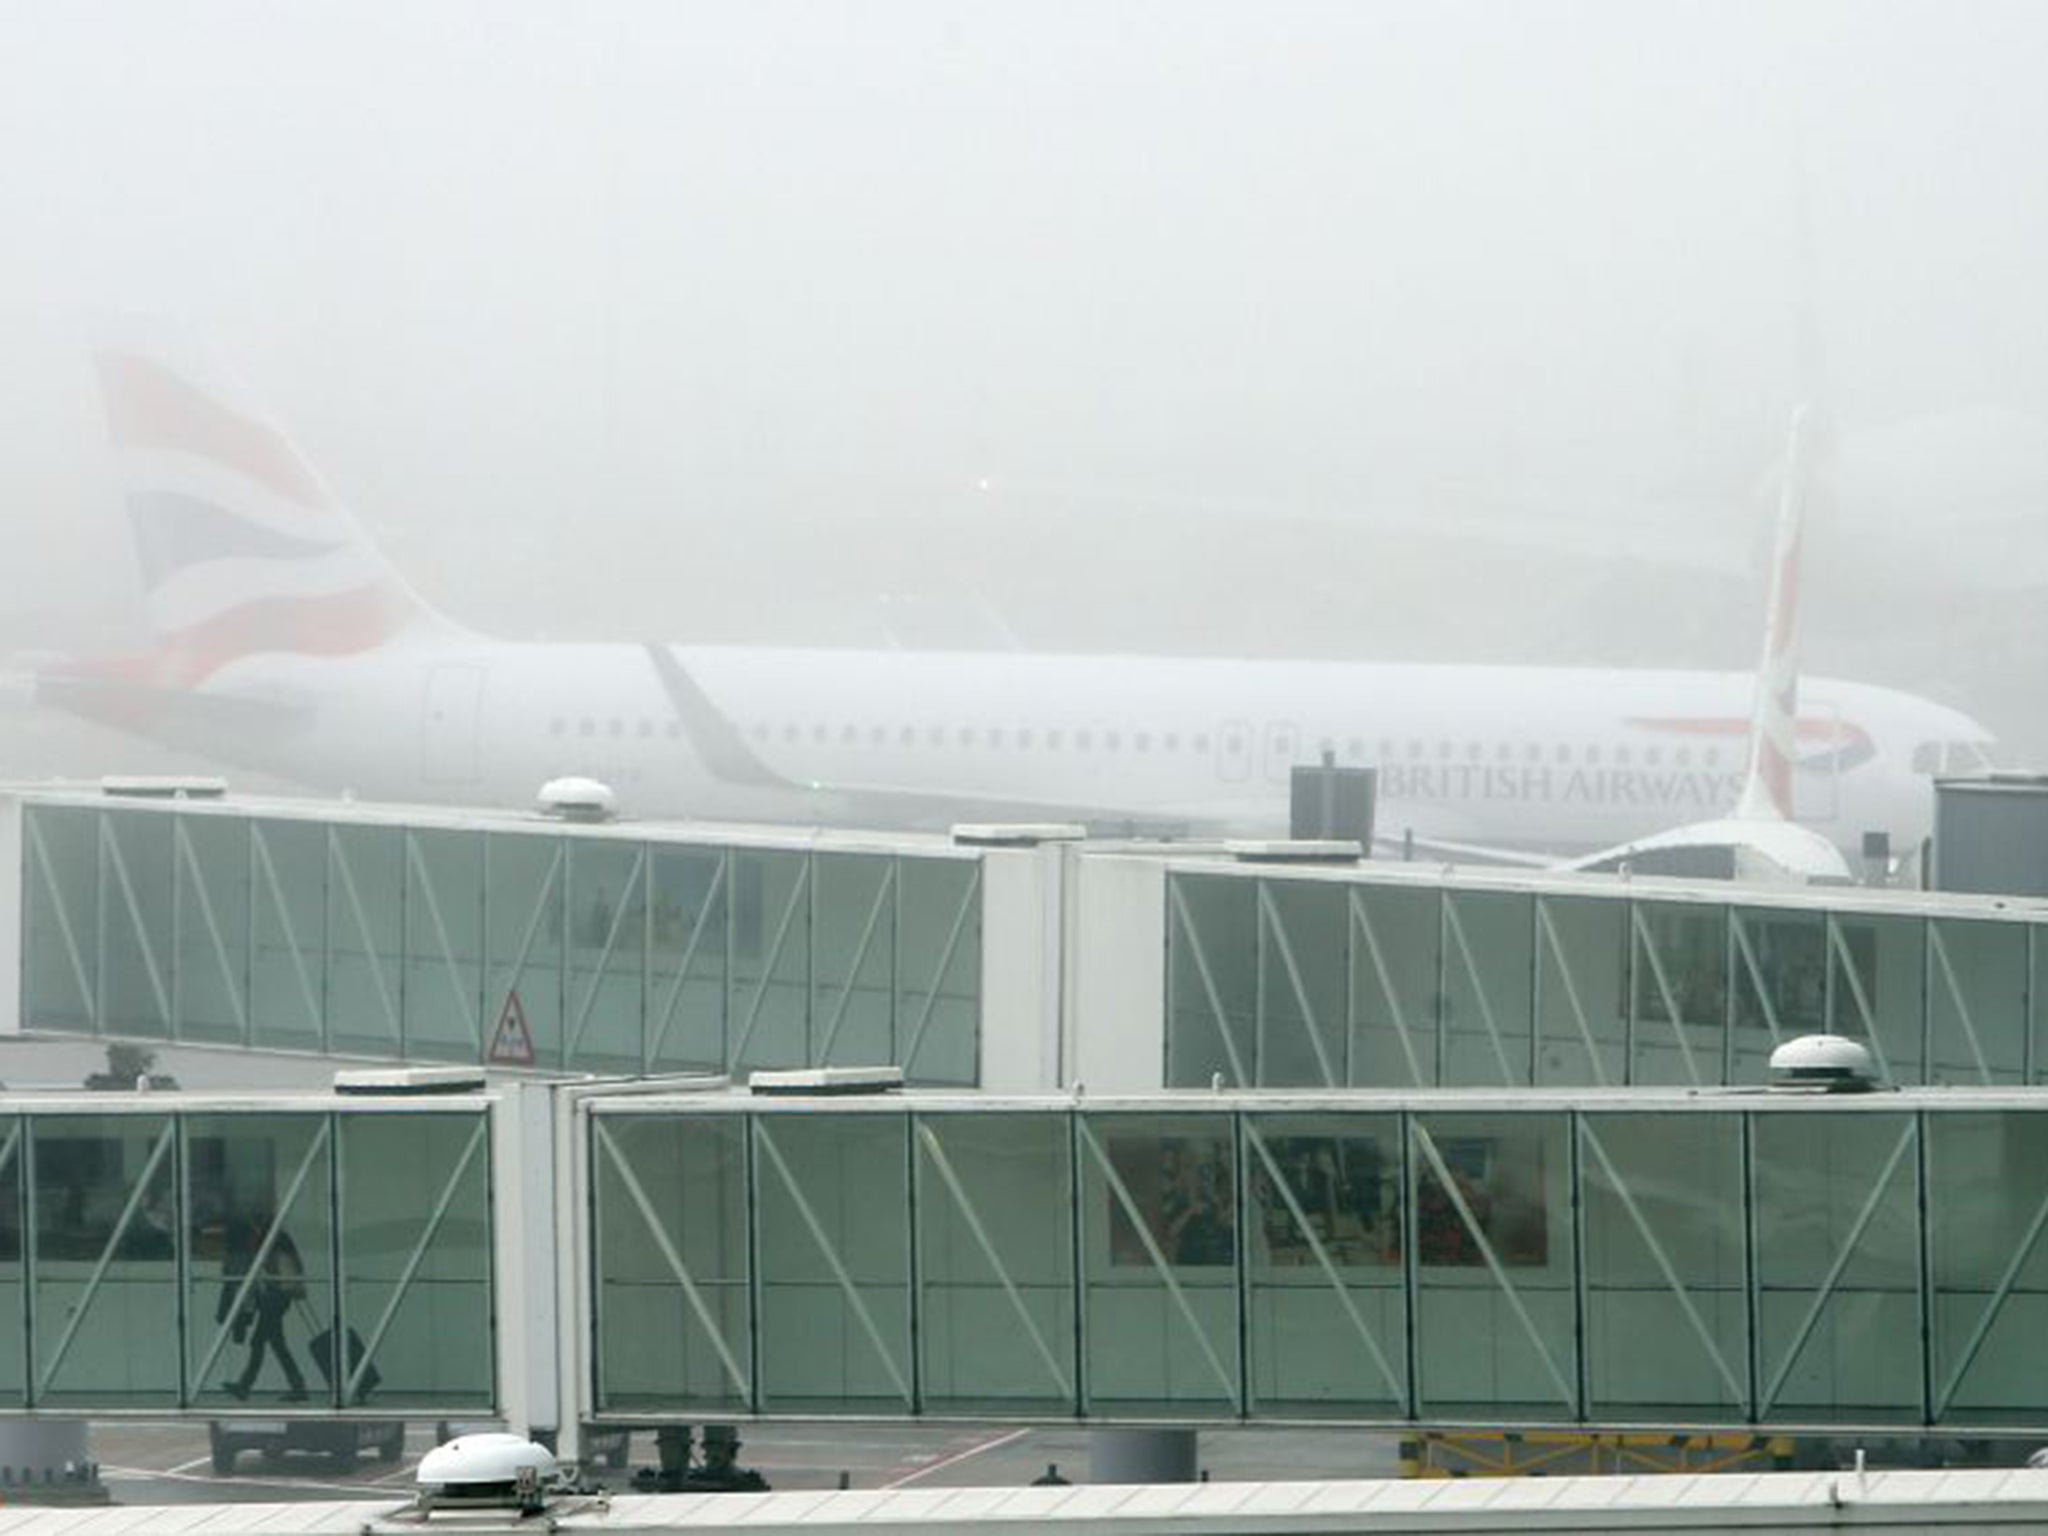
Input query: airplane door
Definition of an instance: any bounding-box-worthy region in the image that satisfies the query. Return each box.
[422,664,486,784]
[1216,720,1252,782]
[1263,721,1301,785]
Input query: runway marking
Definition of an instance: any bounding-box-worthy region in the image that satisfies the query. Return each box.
[165,1454,214,1474]
[879,1427,1029,1490]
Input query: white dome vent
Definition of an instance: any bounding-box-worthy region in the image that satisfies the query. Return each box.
[417,1431,560,1515]
[536,776,618,823]
[1768,1033,1881,1093]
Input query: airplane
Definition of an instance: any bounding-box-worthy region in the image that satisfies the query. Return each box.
[25,334,1997,869]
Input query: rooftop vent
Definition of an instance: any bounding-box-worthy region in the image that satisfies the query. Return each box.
[536,776,617,823]
[416,1432,559,1517]
[100,774,227,800]
[749,1065,903,1097]
[334,1066,488,1097]
[1768,1034,1881,1093]
[951,822,1087,847]
[1224,838,1363,865]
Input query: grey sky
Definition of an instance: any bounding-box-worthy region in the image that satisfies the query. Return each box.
[0,1,2042,747]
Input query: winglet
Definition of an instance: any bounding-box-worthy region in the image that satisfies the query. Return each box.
[1732,405,1813,823]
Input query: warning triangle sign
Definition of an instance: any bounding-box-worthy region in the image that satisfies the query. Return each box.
[488,990,537,1067]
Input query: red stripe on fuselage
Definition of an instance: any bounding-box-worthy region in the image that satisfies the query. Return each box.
[97,352,329,511]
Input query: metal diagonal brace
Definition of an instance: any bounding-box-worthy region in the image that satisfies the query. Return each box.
[646,854,728,1069]
[1443,896,1519,1086]
[1411,1120,1577,1412]
[190,1123,332,1399]
[1536,900,1609,1088]
[1578,1119,1746,1408]
[565,850,649,1064]
[101,822,172,1030]
[1629,907,1702,1087]
[1169,881,1250,1089]
[1259,886,1339,1087]
[344,1117,489,1404]
[1074,1120,1238,1407]
[753,1122,912,1407]
[25,817,96,1026]
[814,866,896,1066]
[251,827,322,1040]
[1244,1124,1404,1404]
[915,1123,1074,1402]
[175,821,250,1040]
[901,866,982,1077]
[329,829,401,1047]
[593,1120,750,1402]
[36,1121,175,1399]
[1350,893,1427,1088]
[405,833,485,1052]
[726,863,811,1067]
[1758,1118,1917,1416]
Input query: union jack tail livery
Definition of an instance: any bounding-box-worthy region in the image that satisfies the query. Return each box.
[1732,405,1813,824]
[90,329,450,690]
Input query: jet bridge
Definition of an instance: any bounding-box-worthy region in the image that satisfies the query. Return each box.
[0,1076,2047,1448]
[574,1084,2048,1442]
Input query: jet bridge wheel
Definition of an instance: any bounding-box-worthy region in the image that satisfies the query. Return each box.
[207,1423,237,1476]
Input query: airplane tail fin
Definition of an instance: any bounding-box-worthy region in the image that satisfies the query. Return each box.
[1730,405,1813,823]
[84,323,457,690]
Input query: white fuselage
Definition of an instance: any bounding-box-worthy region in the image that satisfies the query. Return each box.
[195,637,1983,855]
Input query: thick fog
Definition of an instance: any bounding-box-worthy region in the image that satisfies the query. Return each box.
[1,0,2044,774]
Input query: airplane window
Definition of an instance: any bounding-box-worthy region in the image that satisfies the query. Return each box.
[1194,734,1210,753]
[989,728,1005,748]
[1437,741,1453,761]
[1019,729,1034,749]
[784,724,799,744]
[1408,741,1425,761]
[841,724,858,744]
[957,727,975,747]
[1524,742,1540,763]
[549,718,565,737]
[899,725,915,746]
[1614,746,1629,766]
[1465,742,1482,762]
[1675,746,1691,766]
[1586,746,1600,766]
[608,719,623,738]
[1077,730,1094,751]
[813,724,828,744]
[1165,733,1179,751]
[1554,744,1569,764]
[1704,747,1721,767]
[1048,731,1064,750]
[928,726,944,747]
[752,723,768,741]
[1643,747,1660,766]
[1136,732,1151,752]
[1495,742,1511,762]
[637,719,653,739]
[1226,734,1243,754]
[1105,732,1121,751]
[666,721,682,740]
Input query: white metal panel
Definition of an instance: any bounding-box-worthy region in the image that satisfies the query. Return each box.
[1066,855,1166,1093]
